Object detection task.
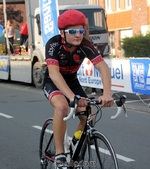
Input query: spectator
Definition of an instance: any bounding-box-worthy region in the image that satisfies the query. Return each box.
[3,20,16,54]
[19,21,28,55]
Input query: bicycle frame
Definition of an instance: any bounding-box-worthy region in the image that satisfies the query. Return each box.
[64,104,94,163]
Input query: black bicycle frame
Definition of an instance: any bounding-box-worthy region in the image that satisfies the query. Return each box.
[71,104,92,161]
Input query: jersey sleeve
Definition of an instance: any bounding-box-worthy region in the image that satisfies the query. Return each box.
[45,35,60,67]
[81,38,104,66]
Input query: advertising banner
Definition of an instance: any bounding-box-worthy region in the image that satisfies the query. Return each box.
[39,0,59,46]
[130,59,150,95]
[77,58,132,93]
[0,56,9,80]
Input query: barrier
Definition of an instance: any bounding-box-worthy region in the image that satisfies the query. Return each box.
[77,58,150,96]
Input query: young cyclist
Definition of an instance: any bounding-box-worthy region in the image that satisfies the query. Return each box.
[43,9,114,169]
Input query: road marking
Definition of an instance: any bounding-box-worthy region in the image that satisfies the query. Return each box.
[33,125,72,140]
[0,112,13,118]
[33,125,135,163]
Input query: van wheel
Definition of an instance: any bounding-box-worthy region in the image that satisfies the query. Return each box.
[32,62,44,89]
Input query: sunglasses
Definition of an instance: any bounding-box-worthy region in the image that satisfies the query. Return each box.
[64,29,85,35]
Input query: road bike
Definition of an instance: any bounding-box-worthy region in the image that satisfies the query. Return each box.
[39,95,127,169]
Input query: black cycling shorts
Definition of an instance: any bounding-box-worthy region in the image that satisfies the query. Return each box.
[43,78,87,103]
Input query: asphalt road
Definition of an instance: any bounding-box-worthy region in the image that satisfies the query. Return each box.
[0,81,150,169]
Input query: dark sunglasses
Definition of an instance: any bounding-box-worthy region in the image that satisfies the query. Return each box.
[64,29,85,35]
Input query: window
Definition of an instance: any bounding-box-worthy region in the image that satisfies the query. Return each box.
[116,0,121,11]
[125,0,132,9]
[109,31,115,48]
[105,0,112,13]
[35,14,41,35]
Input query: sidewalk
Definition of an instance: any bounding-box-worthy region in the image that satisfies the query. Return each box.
[84,88,150,113]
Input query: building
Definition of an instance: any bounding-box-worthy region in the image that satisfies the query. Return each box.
[89,0,150,57]
[1,0,150,57]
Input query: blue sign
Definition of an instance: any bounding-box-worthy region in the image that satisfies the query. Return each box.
[0,56,9,72]
[0,24,3,35]
[39,0,59,46]
[130,59,150,95]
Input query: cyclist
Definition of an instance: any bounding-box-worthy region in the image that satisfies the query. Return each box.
[43,9,114,169]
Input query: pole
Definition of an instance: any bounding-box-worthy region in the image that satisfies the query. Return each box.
[3,0,10,55]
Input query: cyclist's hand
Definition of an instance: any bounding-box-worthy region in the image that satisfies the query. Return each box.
[98,95,114,107]
[77,97,87,107]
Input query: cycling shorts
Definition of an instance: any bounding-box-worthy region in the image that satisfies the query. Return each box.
[43,78,87,103]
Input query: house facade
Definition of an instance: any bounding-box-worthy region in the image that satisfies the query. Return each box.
[89,0,150,57]
[1,0,150,58]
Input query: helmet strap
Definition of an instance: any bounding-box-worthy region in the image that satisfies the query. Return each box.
[62,30,74,48]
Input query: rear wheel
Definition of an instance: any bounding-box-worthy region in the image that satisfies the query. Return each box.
[39,118,55,169]
[81,131,119,169]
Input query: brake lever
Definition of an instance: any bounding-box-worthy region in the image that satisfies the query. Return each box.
[111,95,127,120]
[123,104,128,117]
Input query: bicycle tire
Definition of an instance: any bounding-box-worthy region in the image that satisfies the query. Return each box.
[80,131,119,169]
[39,118,56,169]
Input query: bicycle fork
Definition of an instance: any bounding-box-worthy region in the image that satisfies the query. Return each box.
[64,130,71,162]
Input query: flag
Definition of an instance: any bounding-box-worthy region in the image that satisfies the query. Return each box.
[39,0,59,46]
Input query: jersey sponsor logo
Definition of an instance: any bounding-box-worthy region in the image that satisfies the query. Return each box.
[73,54,80,63]
[48,42,59,56]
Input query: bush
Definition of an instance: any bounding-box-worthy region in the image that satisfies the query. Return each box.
[0,44,5,54]
[120,33,150,58]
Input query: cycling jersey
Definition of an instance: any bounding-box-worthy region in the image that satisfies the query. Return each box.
[44,35,103,82]
[43,35,103,101]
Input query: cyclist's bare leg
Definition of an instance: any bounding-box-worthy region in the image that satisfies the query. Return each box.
[76,107,87,131]
[76,107,94,131]
[51,95,69,155]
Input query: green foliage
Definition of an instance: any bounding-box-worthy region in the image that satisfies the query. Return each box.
[0,44,5,54]
[120,33,150,58]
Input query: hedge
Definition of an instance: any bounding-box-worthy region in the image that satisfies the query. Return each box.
[120,33,150,58]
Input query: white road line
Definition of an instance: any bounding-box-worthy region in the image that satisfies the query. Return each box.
[91,145,135,162]
[32,125,135,163]
[0,112,13,118]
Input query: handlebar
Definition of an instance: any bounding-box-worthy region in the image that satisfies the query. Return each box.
[63,95,80,121]
[111,95,127,120]
[63,95,127,121]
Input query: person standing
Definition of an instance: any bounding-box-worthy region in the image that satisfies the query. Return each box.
[19,21,28,54]
[3,20,16,54]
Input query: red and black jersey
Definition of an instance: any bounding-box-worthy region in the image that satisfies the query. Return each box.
[44,35,103,82]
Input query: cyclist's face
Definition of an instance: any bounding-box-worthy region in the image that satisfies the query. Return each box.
[61,25,84,46]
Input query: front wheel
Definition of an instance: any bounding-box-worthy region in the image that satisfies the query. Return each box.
[32,62,44,89]
[39,118,56,169]
[81,131,119,169]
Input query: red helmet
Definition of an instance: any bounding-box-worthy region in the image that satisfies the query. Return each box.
[58,9,86,29]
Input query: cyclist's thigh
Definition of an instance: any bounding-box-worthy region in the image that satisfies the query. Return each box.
[68,78,87,98]
[43,82,68,108]
[68,78,87,114]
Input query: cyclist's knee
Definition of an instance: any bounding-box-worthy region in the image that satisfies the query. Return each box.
[52,97,69,117]
[55,103,68,116]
